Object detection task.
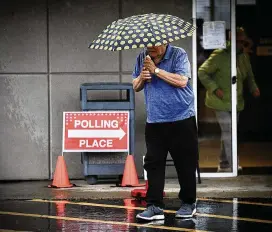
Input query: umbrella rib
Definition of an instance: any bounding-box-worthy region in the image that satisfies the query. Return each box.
[112,16,135,51]
[145,17,157,46]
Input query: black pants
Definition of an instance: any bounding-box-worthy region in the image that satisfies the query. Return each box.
[144,116,198,207]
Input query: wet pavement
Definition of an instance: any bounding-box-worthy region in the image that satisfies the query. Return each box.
[0,198,271,231]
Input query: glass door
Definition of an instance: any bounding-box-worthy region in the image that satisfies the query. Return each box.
[193,0,238,177]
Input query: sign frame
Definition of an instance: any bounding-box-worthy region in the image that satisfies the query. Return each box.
[62,111,130,153]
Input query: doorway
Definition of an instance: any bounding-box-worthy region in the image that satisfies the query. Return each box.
[236,2,272,174]
[194,0,238,177]
[194,0,272,176]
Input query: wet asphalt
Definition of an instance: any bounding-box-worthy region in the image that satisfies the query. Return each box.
[0,198,271,232]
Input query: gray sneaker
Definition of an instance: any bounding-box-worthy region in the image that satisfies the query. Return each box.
[175,203,196,218]
[136,205,165,221]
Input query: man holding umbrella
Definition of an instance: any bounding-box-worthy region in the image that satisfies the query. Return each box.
[132,42,198,221]
[89,13,198,221]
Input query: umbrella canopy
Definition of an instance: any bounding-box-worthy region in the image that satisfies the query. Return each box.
[89,13,195,51]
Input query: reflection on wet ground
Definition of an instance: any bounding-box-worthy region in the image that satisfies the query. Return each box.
[0,198,271,231]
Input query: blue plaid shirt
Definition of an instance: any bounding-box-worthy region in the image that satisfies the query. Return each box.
[132,44,195,123]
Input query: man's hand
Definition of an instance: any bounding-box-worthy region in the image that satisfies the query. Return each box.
[139,68,152,82]
[253,88,260,98]
[215,88,224,99]
[132,68,151,92]
[143,56,157,74]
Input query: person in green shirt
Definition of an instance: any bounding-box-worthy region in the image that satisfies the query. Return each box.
[198,27,260,172]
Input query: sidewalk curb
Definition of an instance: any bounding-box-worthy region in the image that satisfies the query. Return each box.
[0,176,271,200]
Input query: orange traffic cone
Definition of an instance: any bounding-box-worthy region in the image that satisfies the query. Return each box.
[48,156,74,188]
[120,155,145,187]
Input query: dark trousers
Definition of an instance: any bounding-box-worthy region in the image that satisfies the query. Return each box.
[144,116,198,207]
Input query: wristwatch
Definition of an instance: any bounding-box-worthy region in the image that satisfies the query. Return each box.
[154,68,160,75]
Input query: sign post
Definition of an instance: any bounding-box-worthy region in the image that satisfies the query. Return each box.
[63,111,129,153]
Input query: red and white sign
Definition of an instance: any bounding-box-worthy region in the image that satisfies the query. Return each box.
[63,111,129,152]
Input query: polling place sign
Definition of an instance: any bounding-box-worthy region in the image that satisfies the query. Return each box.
[63,111,129,152]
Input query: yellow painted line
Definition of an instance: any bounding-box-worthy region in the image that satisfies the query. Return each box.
[30,199,272,224]
[0,230,31,232]
[198,198,272,207]
[30,198,142,210]
[193,213,272,224]
[0,211,210,232]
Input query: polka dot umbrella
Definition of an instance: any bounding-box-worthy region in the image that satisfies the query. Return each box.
[89,13,195,51]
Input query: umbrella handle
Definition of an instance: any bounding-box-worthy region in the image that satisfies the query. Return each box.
[145,69,151,83]
[144,55,151,83]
